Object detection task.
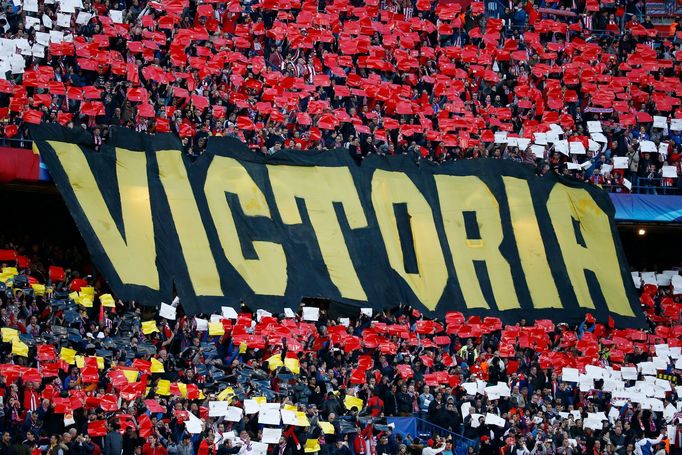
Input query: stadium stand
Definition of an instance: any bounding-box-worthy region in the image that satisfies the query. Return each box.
[0,0,679,192]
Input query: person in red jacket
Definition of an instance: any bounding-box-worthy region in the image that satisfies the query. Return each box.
[141,434,168,455]
[197,433,216,455]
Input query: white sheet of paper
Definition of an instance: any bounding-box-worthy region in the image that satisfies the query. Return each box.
[56,13,71,27]
[662,166,677,178]
[244,399,260,414]
[209,401,230,417]
[585,365,605,380]
[621,367,638,380]
[195,317,209,331]
[462,382,478,395]
[484,413,506,427]
[256,309,272,321]
[36,32,50,46]
[302,306,319,321]
[567,162,581,170]
[588,139,600,152]
[507,137,518,147]
[554,140,569,155]
[361,308,373,317]
[659,142,669,156]
[671,119,682,131]
[587,121,602,133]
[159,302,176,320]
[49,30,64,43]
[25,16,41,29]
[76,11,93,25]
[549,123,564,135]
[517,138,531,150]
[653,116,668,129]
[186,412,203,434]
[284,308,295,318]
[494,132,508,144]
[531,145,545,159]
[281,409,297,425]
[42,14,53,28]
[640,140,657,153]
[470,414,484,428]
[225,406,243,422]
[569,141,586,154]
[533,132,548,145]
[623,178,632,190]
[23,0,37,11]
[657,274,672,286]
[221,306,238,319]
[31,44,45,58]
[562,367,579,383]
[613,157,628,169]
[110,10,124,23]
[591,132,608,143]
[258,406,281,425]
[641,271,656,284]
[250,442,268,455]
[261,428,282,444]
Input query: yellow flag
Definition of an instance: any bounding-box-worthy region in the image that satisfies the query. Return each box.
[68,291,81,303]
[80,296,93,308]
[31,283,46,296]
[304,439,320,453]
[319,422,335,434]
[1,328,18,343]
[253,396,266,405]
[2,267,18,275]
[11,338,28,357]
[177,382,187,397]
[141,320,158,335]
[344,395,364,411]
[156,379,171,395]
[217,387,234,401]
[296,411,310,427]
[208,322,225,337]
[80,286,95,296]
[99,293,115,307]
[92,356,105,369]
[239,341,247,354]
[122,369,139,382]
[150,358,165,373]
[267,354,284,371]
[198,390,206,400]
[0,273,12,284]
[75,355,85,368]
[60,347,77,365]
[284,357,300,374]
[283,404,297,412]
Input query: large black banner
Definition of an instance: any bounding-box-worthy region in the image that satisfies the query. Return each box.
[32,124,645,326]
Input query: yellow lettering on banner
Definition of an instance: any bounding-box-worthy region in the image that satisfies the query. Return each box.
[503,177,562,309]
[371,170,447,310]
[205,157,287,296]
[268,165,368,301]
[47,141,159,290]
[156,150,222,296]
[546,185,634,316]
[435,175,519,311]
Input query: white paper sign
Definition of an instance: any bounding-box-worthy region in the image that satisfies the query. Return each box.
[587,121,602,133]
[225,406,243,422]
[258,406,281,425]
[159,303,176,320]
[531,145,545,159]
[110,10,124,23]
[186,412,203,434]
[57,13,71,28]
[640,140,657,153]
[485,413,506,427]
[209,401,230,417]
[613,157,628,169]
[76,11,93,25]
[569,141,586,154]
[653,116,668,129]
[554,140,569,155]
[194,317,209,331]
[221,306,238,319]
[302,306,319,321]
[562,368,579,383]
[662,166,677,178]
[261,428,282,444]
[244,399,260,414]
[671,119,682,131]
[494,132,508,144]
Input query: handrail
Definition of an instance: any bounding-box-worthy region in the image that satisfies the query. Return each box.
[414,417,478,455]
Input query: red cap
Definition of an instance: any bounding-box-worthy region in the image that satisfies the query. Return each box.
[585,313,596,323]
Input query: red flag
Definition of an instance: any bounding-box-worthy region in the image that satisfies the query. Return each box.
[22,110,43,124]
[49,266,65,282]
[237,116,256,131]
[88,420,108,437]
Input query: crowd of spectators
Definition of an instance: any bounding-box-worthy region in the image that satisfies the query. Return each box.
[0,0,680,191]
[0,239,679,455]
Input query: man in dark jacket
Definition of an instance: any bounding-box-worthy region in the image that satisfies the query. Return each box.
[104,424,123,455]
